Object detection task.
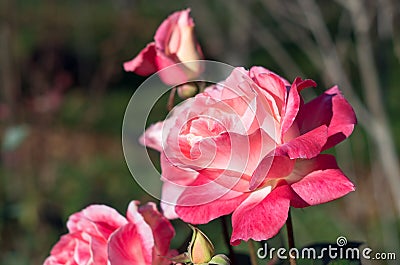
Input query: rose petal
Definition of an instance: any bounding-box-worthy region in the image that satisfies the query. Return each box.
[46,234,79,265]
[175,170,247,207]
[250,155,295,191]
[231,185,292,245]
[154,52,189,85]
[89,236,108,265]
[175,173,248,224]
[160,182,183,219]
[274,125,328,159]
[108,223,153,265]
[74,235,91,264]
[154,9,194,51]
[281,78,317,137]
[67,205,127,240]
[139,202,175,263]
[189,129,275,175]
[291,155,355,205]
[123,43,158,76]
[139,121,165,152]
[297,86,356,150]
[280,78,300,137]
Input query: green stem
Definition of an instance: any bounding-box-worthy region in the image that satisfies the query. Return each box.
[167,87,176,111]
[220,216,237,265]
[286,208,296,265]
[248,240,258,265]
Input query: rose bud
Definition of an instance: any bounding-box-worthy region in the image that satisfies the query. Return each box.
[188,225,215,264]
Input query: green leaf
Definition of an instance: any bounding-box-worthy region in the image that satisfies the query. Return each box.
[169,252,191,263]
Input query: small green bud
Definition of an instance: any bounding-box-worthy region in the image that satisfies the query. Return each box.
[177,83,198,99]
[188,225,215,264]
[209,254,231,265]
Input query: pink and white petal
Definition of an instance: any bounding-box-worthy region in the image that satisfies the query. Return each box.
[139,121,165,152]
[81,205,127,240]
[291,169,354,205]
[289,190,310,208]
[197,168,254,193]
[176,9,194,27]
[108,224,154,265]
[175,173,248,224]
[291,157,355,205]
[322,86,356,149]
[44,255,75,265]
[231,185,292,245]
[218,67,252,99]
[160,181,182,219]
[123,43,158,76]
[250,74,286,123]
[274,125,328,159]
[250,66,290,93]
[280,79,300,138]
[288,154,339,180]
[250,155,295,191]
[160,154,198,219]
[161,153,198,185]
[89,236,108,265]
[73,235,91,265]
[297,86,356,150]
[139,202,175,264]
[67,205,127,241]
[176,169,247,206]
[176,191,248,225]
[126,202,151,234]
[211,95,258,134]
[202,84,223,100]
[67,212,97,235]
[49,233,76,256]
[194,129,275,176]
[281,78,317,137]
[154,51,189,85]
[154,9,193,51]
[47,233,78,264]
[217,68,281,133]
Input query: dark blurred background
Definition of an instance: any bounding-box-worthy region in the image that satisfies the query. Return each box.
[0,1,399,264]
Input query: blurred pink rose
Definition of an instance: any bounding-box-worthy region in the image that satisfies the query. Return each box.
[141,66,356,245]
[44,201,175,265]
[124,9,203,85]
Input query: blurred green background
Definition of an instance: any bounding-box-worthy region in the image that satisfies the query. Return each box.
[0,1,399,264]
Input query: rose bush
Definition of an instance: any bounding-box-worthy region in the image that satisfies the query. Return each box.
[44,201,175,265]
[141,66,357,245]
[124,9,203,85]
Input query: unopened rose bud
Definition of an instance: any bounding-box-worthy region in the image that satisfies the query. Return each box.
[177,83,198,99]
[124,9,204,86]
[188,225,215,264]
[209,254,231,265]
[173,17,203,76]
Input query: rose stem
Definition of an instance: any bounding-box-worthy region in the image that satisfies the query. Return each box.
[248,240,259,265]
[167,87,177,111]
[286,208,296,265]
[221,216,237,265]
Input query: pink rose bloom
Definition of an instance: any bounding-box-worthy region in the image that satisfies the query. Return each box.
[124,9,203,85]
[44,201,175,265]
[141,67,356,245]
